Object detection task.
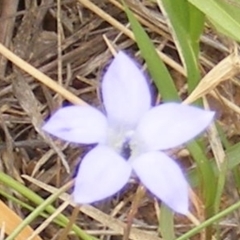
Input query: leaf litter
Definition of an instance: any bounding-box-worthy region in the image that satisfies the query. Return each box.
[0,0,240,239]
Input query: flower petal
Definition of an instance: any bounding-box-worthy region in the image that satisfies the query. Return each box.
[132,151,189,214]
[136,103,215,150]
[73,145,132,203]
[43,106,108,144]
[102,51,151,126]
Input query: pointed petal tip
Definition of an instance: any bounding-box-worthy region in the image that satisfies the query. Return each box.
[72,191,93,204]
[102,51,151,126]
[115,51,130,60]
[136,103,215,150]
[132,151,189,214]
[42,105,108,144]
[177,208,189,215]
[73,145,132,204]
[169,201,189,215]
[207,110,215,121]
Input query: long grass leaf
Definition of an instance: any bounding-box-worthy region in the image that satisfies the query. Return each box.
[189,0,240,42]
[124,2,179,100]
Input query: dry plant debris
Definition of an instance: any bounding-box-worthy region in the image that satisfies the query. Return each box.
[0,0,240,239]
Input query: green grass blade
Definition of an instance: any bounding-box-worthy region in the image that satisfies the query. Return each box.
[124,2,216,233]
[5,183,70,240]
[187,141,216,213]
[158,0,204,93]
[0,189,69,228]
[188,0,240,42]
[159,205,175,240]
[189,142,240,187]
[175,199,240,240]
[189,4,205,47]
[0,172,96,240]
[123,2,179,100]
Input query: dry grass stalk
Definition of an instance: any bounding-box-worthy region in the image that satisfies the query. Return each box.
[0,0,239,239]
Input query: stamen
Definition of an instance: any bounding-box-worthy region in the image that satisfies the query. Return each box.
[120,141,131,159]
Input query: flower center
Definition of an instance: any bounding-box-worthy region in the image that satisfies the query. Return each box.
[106,124,135,157]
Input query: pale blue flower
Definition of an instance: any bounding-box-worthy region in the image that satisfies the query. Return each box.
[43,51,214,214]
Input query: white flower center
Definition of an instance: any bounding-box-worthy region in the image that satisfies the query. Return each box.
[106,124,145,161]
